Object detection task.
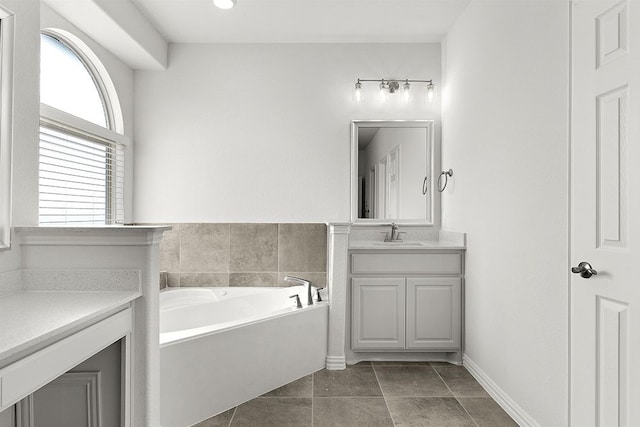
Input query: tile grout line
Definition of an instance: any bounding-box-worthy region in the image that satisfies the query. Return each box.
[371,363,397,427]
[226,406,238,427]
[431,365,480,427]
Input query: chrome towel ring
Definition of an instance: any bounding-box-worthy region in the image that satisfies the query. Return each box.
[438,169,453,192]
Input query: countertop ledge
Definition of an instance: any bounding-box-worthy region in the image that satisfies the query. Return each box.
[349,240,466,250]
[0,290,140,366]
[348,230,466,250]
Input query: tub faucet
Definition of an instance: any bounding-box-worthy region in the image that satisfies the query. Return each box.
[284,276,313,305]
[385,223,403,242]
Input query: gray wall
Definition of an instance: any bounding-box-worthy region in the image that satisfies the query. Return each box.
[159,223,327,289]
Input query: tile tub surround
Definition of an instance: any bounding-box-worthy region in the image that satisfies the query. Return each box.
[158,223,328,289]
[192,362,517,427]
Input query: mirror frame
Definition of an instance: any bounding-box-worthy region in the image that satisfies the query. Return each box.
[351,120,438,226]
[0,6,15,249]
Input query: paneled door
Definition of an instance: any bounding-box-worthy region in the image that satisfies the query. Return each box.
[571,1,639,425]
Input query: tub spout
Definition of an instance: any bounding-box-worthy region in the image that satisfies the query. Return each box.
[284,276,313,305]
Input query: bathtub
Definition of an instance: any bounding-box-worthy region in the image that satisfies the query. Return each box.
[159,286,328,427]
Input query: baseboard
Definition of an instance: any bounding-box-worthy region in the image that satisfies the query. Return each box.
[463,354,540,427]
[325,355,346,370]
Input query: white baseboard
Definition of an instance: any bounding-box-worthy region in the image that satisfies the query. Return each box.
[463,354,540,427]
[325,355,346,370]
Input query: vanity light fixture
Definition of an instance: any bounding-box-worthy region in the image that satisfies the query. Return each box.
[213,0,236,9]
[354,78,435,103]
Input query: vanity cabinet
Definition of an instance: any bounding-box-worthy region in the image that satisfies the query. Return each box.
[350,250,464,353]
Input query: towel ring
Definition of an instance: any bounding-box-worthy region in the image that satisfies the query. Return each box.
[437,169,453,192]
[422,177,428,195]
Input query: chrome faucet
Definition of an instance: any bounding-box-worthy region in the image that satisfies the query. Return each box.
[384,223,403,242]
[284,276,314,305]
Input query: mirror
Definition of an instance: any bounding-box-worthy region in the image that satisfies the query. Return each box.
[0,7,15,249]
[351,120,437,225]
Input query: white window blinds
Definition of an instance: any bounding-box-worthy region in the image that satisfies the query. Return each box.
[39,123,124,225]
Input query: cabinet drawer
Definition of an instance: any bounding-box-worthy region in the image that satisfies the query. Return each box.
[351,253,461,275]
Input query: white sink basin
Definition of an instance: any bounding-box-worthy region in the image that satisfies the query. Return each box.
[372,241,425,247]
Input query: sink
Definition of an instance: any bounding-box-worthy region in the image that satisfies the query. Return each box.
[372,242,425,247]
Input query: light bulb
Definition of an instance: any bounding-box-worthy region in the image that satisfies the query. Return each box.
[354,80,362,103]
[379,80,388,102]
[213,0,236,9]
[426,82,435,103]
[403,81,411,102]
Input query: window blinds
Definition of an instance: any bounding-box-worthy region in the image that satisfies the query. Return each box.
[39,124,124,225]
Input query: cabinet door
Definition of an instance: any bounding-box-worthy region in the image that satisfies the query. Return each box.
[406,277,461,349]
[352,278,405,350]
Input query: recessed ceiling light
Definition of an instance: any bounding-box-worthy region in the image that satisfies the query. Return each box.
[213,0,236,10]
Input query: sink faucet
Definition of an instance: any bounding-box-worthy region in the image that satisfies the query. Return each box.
[284,276,314,305]
[384,223,403,242]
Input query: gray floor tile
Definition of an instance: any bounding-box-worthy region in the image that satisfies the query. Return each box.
[374,366,452,397]
[372,361,431,366]
[458,398,518,427]
[348,361,372,367]
[386,397,476,427]
[432,365,489,397]
[314,366,382,397]
[262,375,312,397]
[313,397,394,427]
[191,408,235,427]
[230,397,311,427]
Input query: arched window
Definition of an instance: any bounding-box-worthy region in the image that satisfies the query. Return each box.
[39,31,125,225]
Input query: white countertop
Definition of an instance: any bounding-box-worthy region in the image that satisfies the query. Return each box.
[349,240,466,250]
[0,291,140,364]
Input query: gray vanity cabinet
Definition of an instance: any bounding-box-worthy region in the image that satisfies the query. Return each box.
[350,250,464,353]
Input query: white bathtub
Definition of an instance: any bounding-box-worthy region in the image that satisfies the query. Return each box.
[159,286,328,427]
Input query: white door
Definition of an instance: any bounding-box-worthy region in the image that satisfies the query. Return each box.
[571,1,640,425]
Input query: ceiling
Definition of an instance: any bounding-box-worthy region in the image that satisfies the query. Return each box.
[131,0,471,44]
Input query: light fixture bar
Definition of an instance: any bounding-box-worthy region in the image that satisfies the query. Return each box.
[353,78,435,103]
[356,79,433,84]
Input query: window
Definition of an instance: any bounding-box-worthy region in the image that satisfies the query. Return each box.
[39,32,125,225]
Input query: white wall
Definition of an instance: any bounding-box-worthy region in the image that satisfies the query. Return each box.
[442,2,569,426]
[133,43,441,223]
[0,0,40,273]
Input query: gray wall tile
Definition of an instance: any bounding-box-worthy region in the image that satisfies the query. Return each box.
[278,224,327,272]
[230,224,278,272]
[159,224,180,273]
[167,273,180,287]
[180,224,230,273]
[157,222,328,291]
[229,272,278,287]
[180,273,229,287]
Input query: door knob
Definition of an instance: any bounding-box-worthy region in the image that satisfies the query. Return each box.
[571,261,598,279]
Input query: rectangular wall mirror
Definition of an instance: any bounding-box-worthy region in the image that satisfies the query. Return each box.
[0,6,15,249]
[351,120,438,225]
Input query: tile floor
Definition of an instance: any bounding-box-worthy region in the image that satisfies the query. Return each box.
[192,362,517,427]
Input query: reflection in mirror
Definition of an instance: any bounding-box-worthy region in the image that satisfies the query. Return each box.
[351,120,435,225]
[0,7,15,249]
